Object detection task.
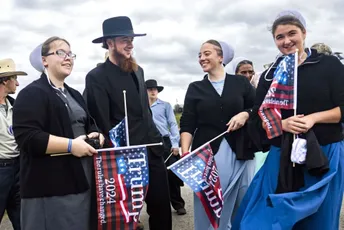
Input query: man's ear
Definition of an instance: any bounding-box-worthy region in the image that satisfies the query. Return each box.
[0,76,11,84]
[106,39,114,49]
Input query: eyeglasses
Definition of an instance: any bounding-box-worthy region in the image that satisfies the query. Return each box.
[45,49,76,60]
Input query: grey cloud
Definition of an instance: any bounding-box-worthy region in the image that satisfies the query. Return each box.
[134,36,204,81]
[132,9,183,23]
[13,0,85,10]
[4,0,344,105]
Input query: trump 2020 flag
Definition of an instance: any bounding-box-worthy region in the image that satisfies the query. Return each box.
[169,144,223,229]
[94,146,149,230]
[109,119,126,147]
[259,52,297,139]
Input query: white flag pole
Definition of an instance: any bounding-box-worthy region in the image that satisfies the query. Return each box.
[167,131,228,170]
[292,49,299,167]
[294,49,299,117]
[164,151,174,164]
[123,90,130,146]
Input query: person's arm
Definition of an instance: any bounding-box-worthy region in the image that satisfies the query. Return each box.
[321,56,344,123]
[180,132,193,154]
[13,87,96,157]
[293,57,344,132]
[180,84,197,154]
[85,71,112,146]
[166,102,180,149]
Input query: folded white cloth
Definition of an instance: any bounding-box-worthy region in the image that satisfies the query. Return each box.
[291,137,307,164]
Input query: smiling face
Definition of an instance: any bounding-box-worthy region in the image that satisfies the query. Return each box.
[198,42,223,73]
[274,24,306,55]
[272,16,306,56]
[42,40,74,78]
[108,36,134,60]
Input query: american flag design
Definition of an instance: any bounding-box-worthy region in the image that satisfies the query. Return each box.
[170,144,223,229]
[94,146,149,230]
[109,119,127,147]
[259,53,297,139]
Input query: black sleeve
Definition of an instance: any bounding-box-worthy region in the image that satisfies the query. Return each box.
[180,83,197,135]
[328,56,344,122]
[12,87,50,156]
[85,71,112,146]
[242,76,256,115]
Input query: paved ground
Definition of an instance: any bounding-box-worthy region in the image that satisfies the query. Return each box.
[1,187,344,229]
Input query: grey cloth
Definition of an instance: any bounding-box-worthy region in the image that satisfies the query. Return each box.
[193,139,255,230]
[21,90,93,230]
[0,103,8,117]
[59,88,87,138]
[0,99,19,158]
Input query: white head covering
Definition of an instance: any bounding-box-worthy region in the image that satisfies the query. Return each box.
[225,57,252,75]
[29,44,45,72]
[218,41,234,66]
[275,10,306,29]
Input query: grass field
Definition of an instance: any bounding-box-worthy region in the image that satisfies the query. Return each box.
[175,112,182,127]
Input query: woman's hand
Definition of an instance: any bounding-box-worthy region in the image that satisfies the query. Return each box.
[87,132,105,147]
[282,114,315,134]
[227,112,249,132]
[70,135,97,157]
[298,115,316,132]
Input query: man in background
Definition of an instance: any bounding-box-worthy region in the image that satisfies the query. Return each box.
[0,58,27,230]
[146,79,186,215]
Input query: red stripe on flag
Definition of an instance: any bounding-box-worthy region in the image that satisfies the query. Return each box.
[266,108,282,139]
[197,146,209,162]
[275,84,294,90]
[197,191,219,229]
[269,93,293,100]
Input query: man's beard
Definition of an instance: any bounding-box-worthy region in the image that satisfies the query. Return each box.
[112,49,138,73]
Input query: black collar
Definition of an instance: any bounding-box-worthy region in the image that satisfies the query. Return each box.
[270,48,321,70]
[6,96,15,106]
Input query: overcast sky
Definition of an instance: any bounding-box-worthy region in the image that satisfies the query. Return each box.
[1,0,343,105]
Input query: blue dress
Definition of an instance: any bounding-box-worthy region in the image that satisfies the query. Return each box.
[194,139,255,230]
[233,142,344,230]
[194,78,256,230]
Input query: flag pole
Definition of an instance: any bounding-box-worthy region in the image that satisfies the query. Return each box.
[164,151,174,164]
[123,90,130,146]
[50,142,163,157]
[167,130,228,170]
[294,49,299,117]
[292,49,299,167]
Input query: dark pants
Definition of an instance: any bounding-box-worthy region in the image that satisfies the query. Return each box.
[0,158,20,230]
[145,149,172,230]
[162,137,185,211]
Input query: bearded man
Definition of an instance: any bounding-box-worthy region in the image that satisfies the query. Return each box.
[84,16,172,230]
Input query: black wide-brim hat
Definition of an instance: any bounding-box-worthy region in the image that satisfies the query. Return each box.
[92,16,146,43]
[145,79,164,92]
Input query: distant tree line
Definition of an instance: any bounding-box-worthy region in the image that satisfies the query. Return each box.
[174,103,183,113]
[173,103,183,127]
